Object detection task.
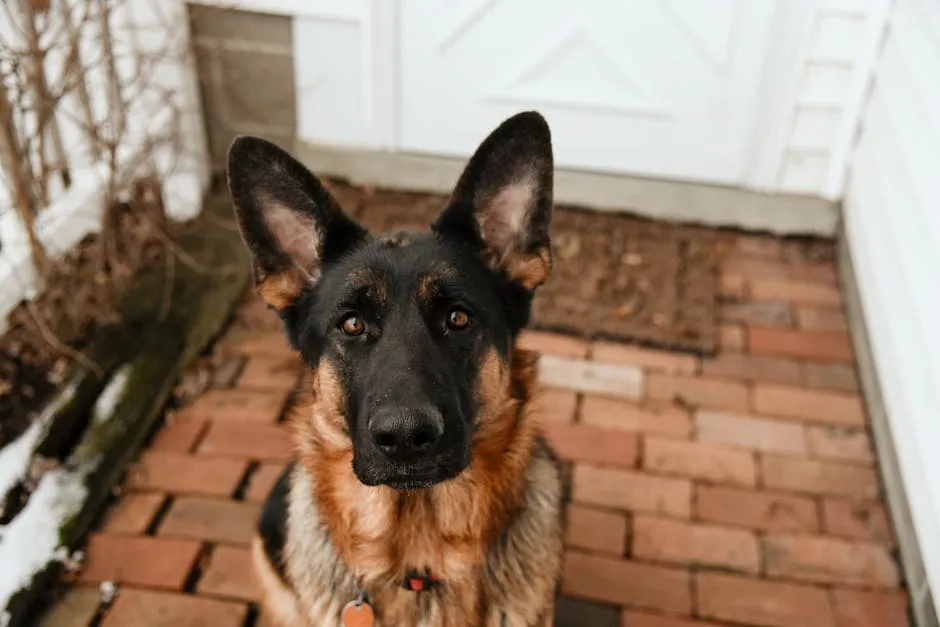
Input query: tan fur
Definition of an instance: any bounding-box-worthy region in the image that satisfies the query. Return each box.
[508,247,552,290]
[258,266,308,311]
[252,536,305,626]
[416,263,460,302]
[267,346,563,626]
[346,267,388,307]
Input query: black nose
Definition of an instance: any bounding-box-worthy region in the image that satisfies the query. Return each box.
[369,407,444,462]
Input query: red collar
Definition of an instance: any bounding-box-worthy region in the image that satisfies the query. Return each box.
[402,570,441,592]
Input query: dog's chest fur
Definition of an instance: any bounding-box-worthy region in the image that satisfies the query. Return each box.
[281,438,562,626]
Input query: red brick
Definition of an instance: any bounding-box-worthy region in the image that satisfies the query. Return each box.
[720,301,794,327]
[807,425,873,463]
[102,492,166,534]
[643,437,756,486]
[822,499,893,545]
[198,422,292,462]
[621,612,724,627]
[518,330,589,358]
[581,396,692,438]
[244,463,287,503]
[223,330,294,358]
[159,497,260,545]
[718,323,746,352]
[696,571,835,627]
[591,342,698,375]
[564,505,628,555]
[150,418,208,453]
[572,465,691,518]
[198,545,260,601]
[796,306,848,333]
[543,423,638,468]
[749,327,854,363]
[532,387,578,423]
[695,485,818,533]
[38,586,101,627]
[696,410,807,455]
[831,589,910,627]
[753,385,865,427]
[79,535,201,589]
[563,551,691,614]
[787,263,838,285]
[700,353,802,386]
[178,389,289,424]
[539,355,644,398]
[732,235,783,259]
[212,356,247,389]
[804,362,858,392]
[128,452,246,497]
[762,534,899,587]
[646,374,748,411]
[632,515,759,573]
[101,588,246,627]
[750,279,842,306]
[719,273,748,299]
[237,355,302,391]
[722,256,837,284]
[761,455,879,499]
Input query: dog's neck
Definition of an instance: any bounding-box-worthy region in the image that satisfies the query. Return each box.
[292,347,541,587]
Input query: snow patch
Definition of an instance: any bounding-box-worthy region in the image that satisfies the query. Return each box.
[0,465,88,610]
[0,381,79,514]
[91,365,131,425]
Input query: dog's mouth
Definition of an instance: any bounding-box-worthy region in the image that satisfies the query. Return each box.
[354,456,468,491]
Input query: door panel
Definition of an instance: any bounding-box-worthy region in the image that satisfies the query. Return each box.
[399,0,778,184]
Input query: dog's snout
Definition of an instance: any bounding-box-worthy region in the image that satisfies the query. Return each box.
[369,407,444,462]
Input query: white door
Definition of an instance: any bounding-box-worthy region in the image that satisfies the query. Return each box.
[398,0,779,185]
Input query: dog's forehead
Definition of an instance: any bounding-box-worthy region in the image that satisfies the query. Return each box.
[335,231,470,301]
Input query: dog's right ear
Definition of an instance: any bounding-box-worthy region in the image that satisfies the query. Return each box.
[227,136,368,311]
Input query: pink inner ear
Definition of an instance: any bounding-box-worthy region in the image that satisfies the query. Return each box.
[264,200,322,280]
[477,178,535,259]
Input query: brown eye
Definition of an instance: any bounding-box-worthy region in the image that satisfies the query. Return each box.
[447,308,472,331]
[340,314,365,336]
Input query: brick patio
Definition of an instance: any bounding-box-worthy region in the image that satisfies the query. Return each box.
[39,235,910,627]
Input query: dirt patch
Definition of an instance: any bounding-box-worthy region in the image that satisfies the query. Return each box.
[336,180,719,354]
[0,182,168,450]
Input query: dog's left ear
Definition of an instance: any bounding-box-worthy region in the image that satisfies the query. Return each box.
[227,136,367,311]
[432,111,554,291]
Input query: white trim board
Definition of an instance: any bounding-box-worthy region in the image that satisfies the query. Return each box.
[295,141,839,237]
[187,0,368,21]
[839,233,939,627]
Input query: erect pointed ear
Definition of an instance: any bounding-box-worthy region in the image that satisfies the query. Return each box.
[226,136,368,311]
[431,111,554,291]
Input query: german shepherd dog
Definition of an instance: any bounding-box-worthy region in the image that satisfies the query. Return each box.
[226,111,564,626]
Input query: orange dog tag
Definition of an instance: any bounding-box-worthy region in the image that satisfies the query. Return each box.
[341,600,375,627]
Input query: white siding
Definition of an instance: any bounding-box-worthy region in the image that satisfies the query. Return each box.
[772,0,890,198]
[843,0,940,620]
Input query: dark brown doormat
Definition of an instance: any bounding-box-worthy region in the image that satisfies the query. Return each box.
[331,180,719,355]
[530,206,718,355]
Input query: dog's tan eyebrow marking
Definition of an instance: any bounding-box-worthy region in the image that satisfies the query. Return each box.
[416,264,459,302]
[346,267,387,305]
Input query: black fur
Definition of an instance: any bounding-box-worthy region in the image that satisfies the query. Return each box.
[258,462,294,582]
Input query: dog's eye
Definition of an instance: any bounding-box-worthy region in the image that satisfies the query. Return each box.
[339,314,366,336]
[446,308,472,331]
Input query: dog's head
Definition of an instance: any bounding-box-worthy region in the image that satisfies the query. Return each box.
[227,112,553,490]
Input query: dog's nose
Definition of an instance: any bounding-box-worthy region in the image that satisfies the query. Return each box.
[369,407,444,462]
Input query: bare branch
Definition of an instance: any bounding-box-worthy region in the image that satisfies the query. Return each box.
[0,64,46,272]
